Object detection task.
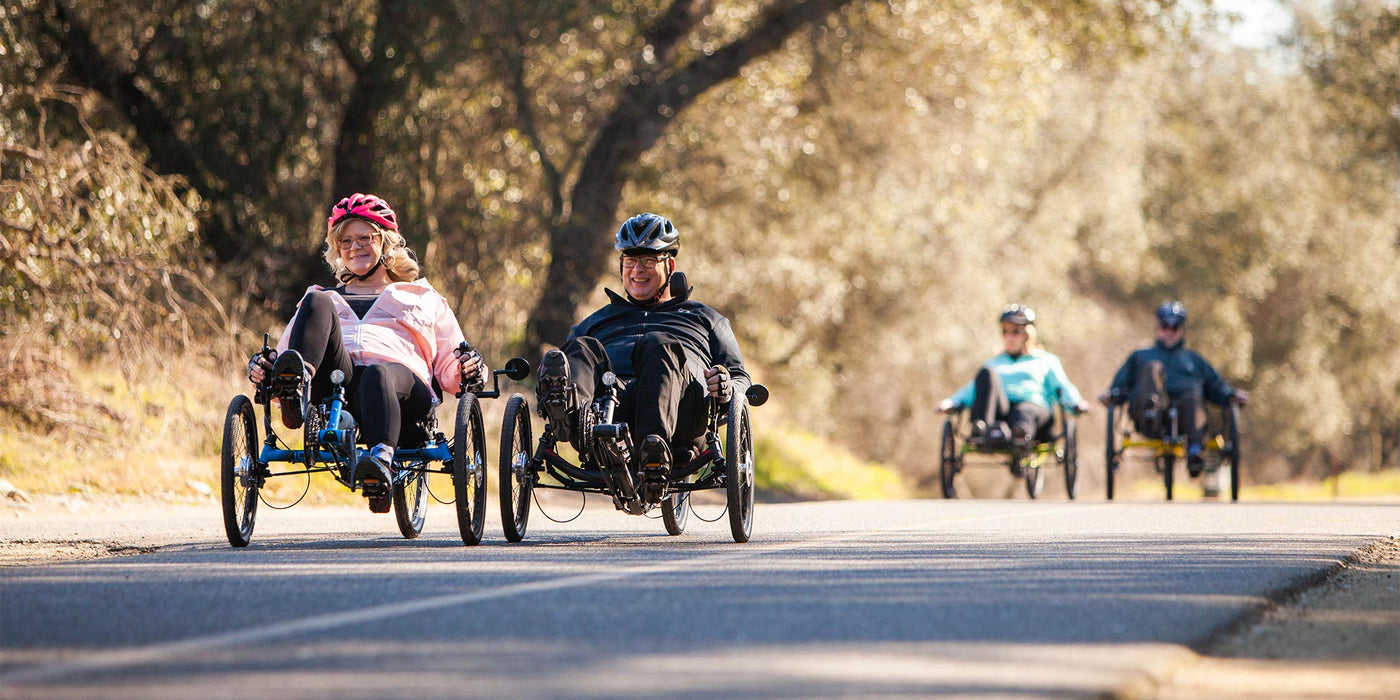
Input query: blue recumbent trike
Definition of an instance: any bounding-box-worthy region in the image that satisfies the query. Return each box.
[219,337,530,547]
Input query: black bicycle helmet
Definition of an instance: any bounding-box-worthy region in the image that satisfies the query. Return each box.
[999,303,1036,326]
[615,213,680,257]
[1156,301,1187,327]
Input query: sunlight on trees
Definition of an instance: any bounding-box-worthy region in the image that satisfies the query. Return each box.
[6,0,1397,483]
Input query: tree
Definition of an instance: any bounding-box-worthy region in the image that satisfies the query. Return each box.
[516,0,864,350]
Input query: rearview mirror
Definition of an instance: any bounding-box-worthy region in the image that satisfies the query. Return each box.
[503,357,531,381]
[746,384,769,407]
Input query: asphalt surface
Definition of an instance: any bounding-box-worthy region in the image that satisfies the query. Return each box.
[1,498,1397,699]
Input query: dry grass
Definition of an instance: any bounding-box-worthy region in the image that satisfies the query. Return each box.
[0,341,530,507]
[0,340,234,499]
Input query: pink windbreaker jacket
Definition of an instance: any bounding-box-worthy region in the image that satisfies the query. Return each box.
[276,280,467,399]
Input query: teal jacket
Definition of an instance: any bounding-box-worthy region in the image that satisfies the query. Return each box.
[947,349,1085,410]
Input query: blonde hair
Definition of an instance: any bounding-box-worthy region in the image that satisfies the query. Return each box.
[325,218,419,283]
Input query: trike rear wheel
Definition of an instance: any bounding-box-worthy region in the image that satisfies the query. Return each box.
[452,394,488,545]
[1023,459,1044,499]
[393,465,429,539]
[662,475,691,536]
[221,395,259,548]
[500,394,534,543]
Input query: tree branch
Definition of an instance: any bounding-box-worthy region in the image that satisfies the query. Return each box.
[1,144,45,163]
[643,0,716,69]
[653,0,855,115]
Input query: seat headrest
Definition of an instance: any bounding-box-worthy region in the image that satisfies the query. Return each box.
[668,270,688,294]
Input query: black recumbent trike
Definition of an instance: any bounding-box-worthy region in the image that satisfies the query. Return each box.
[937,399,1082,500]
[495,361,769,544]
[1104,398,1242,502]
[220,336,530,547]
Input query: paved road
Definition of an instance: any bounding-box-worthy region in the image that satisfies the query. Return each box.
[2,499,1397,699]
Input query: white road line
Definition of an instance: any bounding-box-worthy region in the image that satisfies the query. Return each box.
[5,505,1075,685]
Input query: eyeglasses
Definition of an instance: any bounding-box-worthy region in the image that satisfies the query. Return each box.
[620,254,671,270]
[1158,323,1183,332]
[338,233,381,250]
[1002,327,1026,337]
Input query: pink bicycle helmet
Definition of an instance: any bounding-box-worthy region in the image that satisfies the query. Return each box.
[327,193,398,233]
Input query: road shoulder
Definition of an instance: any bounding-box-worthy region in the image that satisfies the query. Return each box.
[1139,536,1400,699]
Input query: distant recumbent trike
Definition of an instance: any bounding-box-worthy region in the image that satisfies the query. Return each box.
[938,401,1082,500]
[1104,400,1242,502]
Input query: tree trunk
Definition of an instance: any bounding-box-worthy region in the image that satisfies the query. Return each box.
[524,0,859,351]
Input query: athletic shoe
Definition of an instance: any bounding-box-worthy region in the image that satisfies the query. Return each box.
[270,350,312,430]
[352,453,393,485]
[1186,444,1205,477]
[537,349,577,444]
[637,434,671,503]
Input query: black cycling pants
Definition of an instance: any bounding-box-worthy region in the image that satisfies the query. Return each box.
[561,333,710,450]
[284,291,435,448]
[970,366,1052,440]
[1129,360,1206,447]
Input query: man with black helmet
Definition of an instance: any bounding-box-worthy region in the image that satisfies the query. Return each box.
[937,304,1089,452]
[1098,301,1250,476]
[536,213,751,491]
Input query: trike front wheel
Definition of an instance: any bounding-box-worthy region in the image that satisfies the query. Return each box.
[939,419,958,499]
[1225,402,1241,502]
[1105,406,1122,501]
[452,394,488,545]
[221,395,260,548]
[500,394,534,543]
[725,397,755,543]
[1061,414,1079,500]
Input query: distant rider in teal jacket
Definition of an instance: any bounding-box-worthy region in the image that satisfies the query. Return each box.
[937,304,1090,445]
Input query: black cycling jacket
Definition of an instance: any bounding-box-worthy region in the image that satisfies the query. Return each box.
[1108,340,1237,405]
[568,283,751,395]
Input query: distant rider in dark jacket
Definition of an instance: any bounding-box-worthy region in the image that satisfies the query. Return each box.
[536,213,751,482]
[1098,301,1249,475]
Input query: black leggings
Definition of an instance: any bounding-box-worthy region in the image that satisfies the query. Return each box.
[1129,360,1206,447]
[561,333,710,450]
[969,366,1052,440]
[285,291,435,448]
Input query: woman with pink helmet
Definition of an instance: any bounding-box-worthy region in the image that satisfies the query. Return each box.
[248,193,484,508]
